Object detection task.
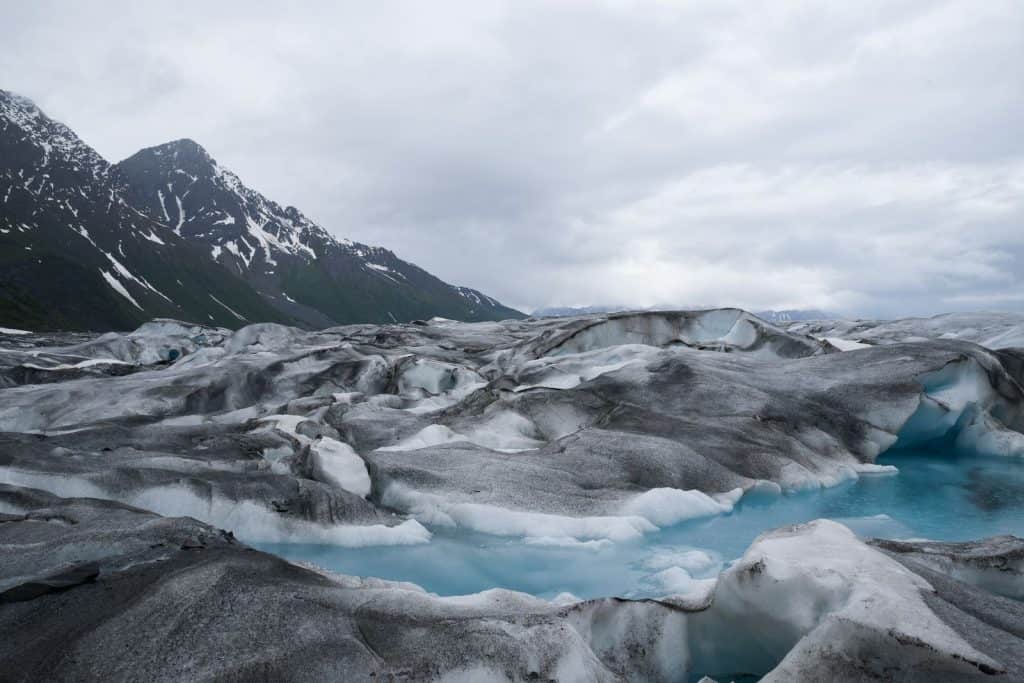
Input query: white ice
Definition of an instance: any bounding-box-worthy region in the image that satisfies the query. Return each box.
[310,436,372,497]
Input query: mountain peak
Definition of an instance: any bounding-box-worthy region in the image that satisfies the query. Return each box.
[156,137,208,153]
[125,138,216,176]
[0,88,39,111]
[0,88,108,178]
[0,89,42,131]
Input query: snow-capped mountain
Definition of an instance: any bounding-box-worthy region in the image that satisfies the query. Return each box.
[0,89,522,330]
[112,139,521,327]
[0,90,291,331]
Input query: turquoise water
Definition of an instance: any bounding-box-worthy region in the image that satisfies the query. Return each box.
[255,449,1024,599]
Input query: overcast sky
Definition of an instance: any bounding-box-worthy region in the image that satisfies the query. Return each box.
[3,1,1023,316]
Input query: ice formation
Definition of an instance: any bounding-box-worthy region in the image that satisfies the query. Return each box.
[1,308,1023,679]
[3,489,1021,680]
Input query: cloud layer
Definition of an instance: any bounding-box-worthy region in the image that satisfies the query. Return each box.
[3,0,1022,315]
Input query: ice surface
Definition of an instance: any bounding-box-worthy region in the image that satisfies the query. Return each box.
[701,519,1000,680]
[620,487,742,526]
[1,311,1023,679]
[820,335,870,350]
[872,535,1024,600]
[20,358,133,371]
[523,308,828,360]
[0,466,428,547]
[793,311,1024,350]
[381,483,658,542]
[377,424,470,452]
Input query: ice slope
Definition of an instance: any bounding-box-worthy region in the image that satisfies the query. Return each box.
[872,536,1024,601]
[790,311,1024,350]
[692,520,1004,680]
[510,307,831,360]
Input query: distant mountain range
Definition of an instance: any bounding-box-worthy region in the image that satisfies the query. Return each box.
[0,89,522,331]
[532,305,832,322]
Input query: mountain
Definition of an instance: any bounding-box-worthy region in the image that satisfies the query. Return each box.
[112,140,522,326]
[0,91,292,331]
[0,89,522,331]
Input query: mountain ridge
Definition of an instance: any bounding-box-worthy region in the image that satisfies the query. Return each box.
[0,89,293,331]
[0,89,522,331]
[112,137,523,326]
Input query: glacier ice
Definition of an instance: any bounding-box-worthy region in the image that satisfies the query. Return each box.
[309,436,372,497]
[4,486,1021,680]
[3,309,1023,543]
[1,308,1023,679]
[791,311,1024,350]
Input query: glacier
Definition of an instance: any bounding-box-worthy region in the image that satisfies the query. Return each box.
[1,308,1023,680]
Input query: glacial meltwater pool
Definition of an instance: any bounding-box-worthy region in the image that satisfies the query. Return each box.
[254,449,1024,600]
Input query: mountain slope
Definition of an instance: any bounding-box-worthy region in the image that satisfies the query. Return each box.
[112,140,523,326]
[0,89,522,331]
[0,91,300,331]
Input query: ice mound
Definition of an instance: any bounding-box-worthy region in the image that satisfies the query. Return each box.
[691,519,1003,679]
[379,410,545,453]
[310,437,372,497]
[225,321,308,353]
[893,352,1024,453]
[381,483,659,542]
[61,318,229,365]
[377,424,469,452]
[0,318,231,387]
[0,466,425,547]
[523,309,830,360]
[395,356,484,396]
[871,535,1024,600]
[511,343,660,392]
[620,487,743,526]
[376,481,745,544]
[792,311,1024,350]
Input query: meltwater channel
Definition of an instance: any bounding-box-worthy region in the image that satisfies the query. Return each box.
[254,448,1024,600]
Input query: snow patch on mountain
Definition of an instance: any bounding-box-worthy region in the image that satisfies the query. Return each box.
[209,294,247,321]
[99,269,143,309]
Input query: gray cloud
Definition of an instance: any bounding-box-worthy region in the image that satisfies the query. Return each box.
[3,0,1022,315]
